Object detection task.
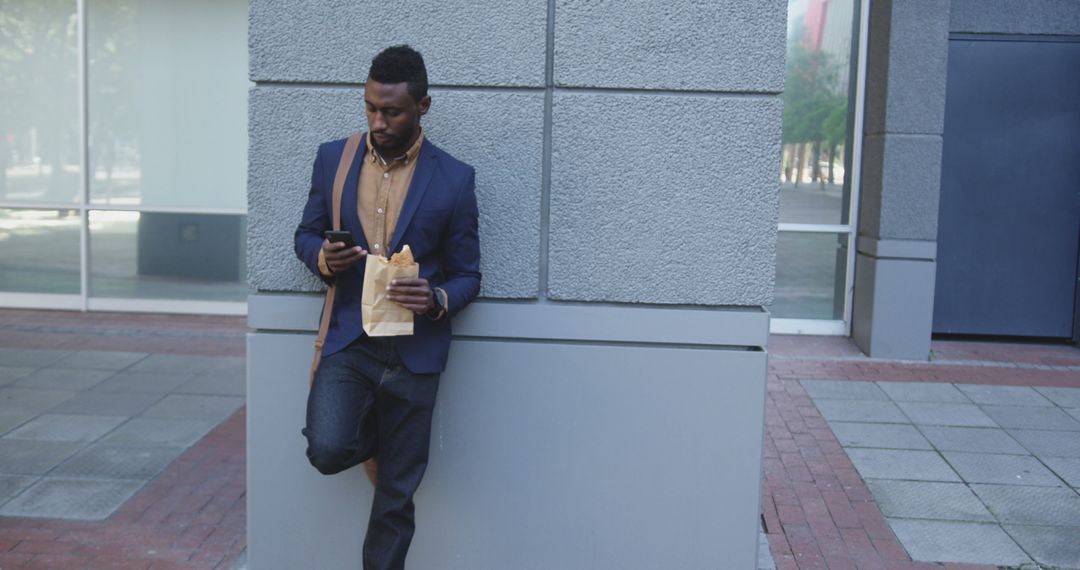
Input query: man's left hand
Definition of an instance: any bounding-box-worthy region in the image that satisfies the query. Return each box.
[387,278,434,315]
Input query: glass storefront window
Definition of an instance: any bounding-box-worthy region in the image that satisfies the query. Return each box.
[0,208,81,294]
[773,232,848,320]
[89,210,248,302]
[780,0,856,226]
[87,0,248,210]
[0,1,81,205]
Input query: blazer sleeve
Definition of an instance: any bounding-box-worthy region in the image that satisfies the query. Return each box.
[294,145,333,285]
[439,167,482,317]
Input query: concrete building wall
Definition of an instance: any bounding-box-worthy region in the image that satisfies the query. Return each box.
[246,1,786,567]
[853,0,950,360]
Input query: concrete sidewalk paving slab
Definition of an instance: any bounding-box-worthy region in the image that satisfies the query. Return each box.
[800,380,890,400]
[1007,428,1080,457]
[0,347,73,368]
[1035,386,1080,407]
[1040,456,1080,488]
[52,350,149,370]
[0,477,145,520]
[13,367,114,391]
[971,484,1080,526]
[51,391,165,416]
[887,519,1031,566]
[52,443,186,480]
[1005,525,1080,568]
[177,369,247,397]
[813,398,908,423]
[0,411,33,435]
[90,370,194,394]
[0,366,36,385]
[955,383,1055,407]
[916,425,1028,455]
[865,479,994,522]
[895,401,996,427]
[128,353,232,374]
[102,417,218,447]
[0,475,35,503]
[143,394,244,420]
[942,451,1066,487]
[0,440,83,475]
[3,414,127,442]
[827,421,932,450]
[981,404,1080,431]
[1066,407,1080,422]
[847,448,961,481]
[876,380,971,403]
[0,387,77,413]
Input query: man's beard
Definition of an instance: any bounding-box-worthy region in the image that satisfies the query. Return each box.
[371,125,416,158]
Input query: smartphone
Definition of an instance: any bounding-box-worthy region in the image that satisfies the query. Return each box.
[323,230,356,249]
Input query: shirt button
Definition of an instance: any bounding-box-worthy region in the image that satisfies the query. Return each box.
[383,172,389,179]
[377,208,384,214]
[373,243,380,250]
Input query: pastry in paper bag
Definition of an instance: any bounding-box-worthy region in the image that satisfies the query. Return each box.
[361,245,419,336]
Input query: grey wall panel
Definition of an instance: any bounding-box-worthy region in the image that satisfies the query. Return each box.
[863,0,951,136]
[247,86,545,298]
[248,331,767,570]
[852,253,936,359]
[249,0,547,86]
[554,0,787,92]
[951,0,1080,36]
[547,93,781,305]
[248,294,771,348]
[247,332,372,570]
[859,134,942,241]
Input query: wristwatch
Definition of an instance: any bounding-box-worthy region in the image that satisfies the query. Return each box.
[426,287,447,320]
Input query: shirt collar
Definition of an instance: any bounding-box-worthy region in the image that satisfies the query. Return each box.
[366,128,424,167]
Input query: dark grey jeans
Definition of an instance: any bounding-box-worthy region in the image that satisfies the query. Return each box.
[302,335,439,570]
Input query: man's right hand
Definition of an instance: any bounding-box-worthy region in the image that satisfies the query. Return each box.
[322,239,366,274]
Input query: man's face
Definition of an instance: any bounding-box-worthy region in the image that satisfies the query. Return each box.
[364,79,430,157]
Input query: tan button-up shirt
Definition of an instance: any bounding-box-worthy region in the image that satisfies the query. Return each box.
[358,129,424,257]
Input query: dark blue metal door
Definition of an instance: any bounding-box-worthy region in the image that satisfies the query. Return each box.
[934,37,1080,337]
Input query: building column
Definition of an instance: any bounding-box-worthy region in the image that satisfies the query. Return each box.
[853,0,951,360]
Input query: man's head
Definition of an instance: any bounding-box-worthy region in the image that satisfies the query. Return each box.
[364,45,431,158]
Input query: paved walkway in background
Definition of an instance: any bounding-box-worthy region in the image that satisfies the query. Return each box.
[0,310,246,569]
[2,309,1080,569]
[765,337,1080,570]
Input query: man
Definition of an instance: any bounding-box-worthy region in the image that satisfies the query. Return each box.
[293,45,481,569]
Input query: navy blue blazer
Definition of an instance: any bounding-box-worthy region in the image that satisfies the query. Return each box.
[294,134,481,374]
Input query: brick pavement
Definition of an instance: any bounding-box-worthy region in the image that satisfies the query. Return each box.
[0,310,246,569]
[3,310,1078,570]
[764,336,1080,570]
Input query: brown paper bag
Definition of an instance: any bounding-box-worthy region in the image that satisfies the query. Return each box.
[362,245,419,336]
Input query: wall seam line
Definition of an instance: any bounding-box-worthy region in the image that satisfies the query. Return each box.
[537,0,556,301]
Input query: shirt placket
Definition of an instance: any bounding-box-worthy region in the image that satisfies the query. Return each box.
[372,164,392,256]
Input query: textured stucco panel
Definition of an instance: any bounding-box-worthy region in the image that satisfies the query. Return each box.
[860,134,942,241]
[247,86,543,297]
[951,0,1080,35]
[249,0,547,86]
[554,0,787,92]
[864,0,950,136]
[547,93,781,305]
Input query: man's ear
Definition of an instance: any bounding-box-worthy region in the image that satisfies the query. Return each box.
[417,95,432,116]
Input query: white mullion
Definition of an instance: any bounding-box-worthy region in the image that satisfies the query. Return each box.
[843,0,871,335]
[77,0,89,311]
[777,223,852,234]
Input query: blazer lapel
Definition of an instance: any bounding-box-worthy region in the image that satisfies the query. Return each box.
[389,139,436,254]
[341,134,370,252]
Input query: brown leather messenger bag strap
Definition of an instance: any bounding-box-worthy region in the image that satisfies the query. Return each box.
[309,132,362,384]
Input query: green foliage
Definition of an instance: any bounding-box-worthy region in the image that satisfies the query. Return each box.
[782,43,848,147]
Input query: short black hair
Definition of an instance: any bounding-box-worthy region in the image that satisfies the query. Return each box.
[368,45,429,102]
